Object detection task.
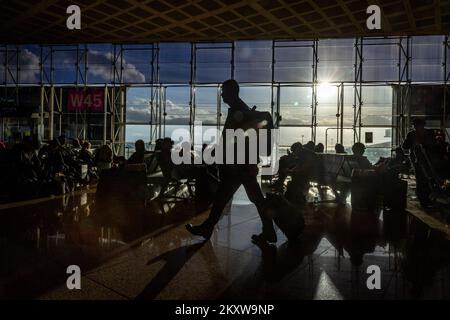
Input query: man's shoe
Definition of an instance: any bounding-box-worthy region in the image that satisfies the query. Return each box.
[185,224,213,240]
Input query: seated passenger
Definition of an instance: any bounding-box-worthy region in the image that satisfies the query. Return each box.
[351,142,372,169]
[335,143,346,154]
[272,142,302,189]
[304,141,315,151]
[314,143,324,153]
[96,144,114,173]
[285,144,319,205]
[127,139,147,165]
[79,141,94,166]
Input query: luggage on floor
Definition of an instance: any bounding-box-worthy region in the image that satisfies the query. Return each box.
[265,192,305,241]
[383,179,407,210]
[351,169,380,212]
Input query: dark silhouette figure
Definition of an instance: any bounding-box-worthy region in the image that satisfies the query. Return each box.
[304,141,315,151]
[186,79,277,243]
[284,144,318,205]
[271,142,302,190]
[128,139,147,165]
[351,142,372,169]
[314,143,324,153]
[402,118,436,208]
[335,143,346,154]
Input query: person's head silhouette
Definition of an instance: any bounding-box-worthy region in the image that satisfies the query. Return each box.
[135,139,145,153]
[221,79,240,106]
[412,118,425,132]
[352,142,366,156]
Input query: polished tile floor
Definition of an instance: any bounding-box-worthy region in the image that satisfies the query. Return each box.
[1,183,450,300]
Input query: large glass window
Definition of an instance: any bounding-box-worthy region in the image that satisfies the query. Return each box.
[318,39,354,82]
[87,44,113,84]
[239,86,272,112]
[195,86,218,125]
[235,41,272,83]
[18,45,41,84]
[53,46,79,84]
[411,36,444,82]
[363,38,399,82]
[126,87,151,124]
[279,86,311,126]
[195,43,232,83]
[274,41,313,82]
[5,45,19,84]
[164,86,191,126]
[316,83,339,126]
[361,86,392,126]
[122,45,154,84]
[279,127,312,148]
[159,43,191,84]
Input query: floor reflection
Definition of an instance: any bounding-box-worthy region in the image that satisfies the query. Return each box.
[1,185,450,299]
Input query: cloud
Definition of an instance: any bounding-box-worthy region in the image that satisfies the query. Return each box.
[0,48,147,84]
[19,49,41,83]
[0,49,41,83]
[88,50,146,83]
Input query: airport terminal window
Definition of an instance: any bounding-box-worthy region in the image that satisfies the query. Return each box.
[195,43,232,83]
[41,46,52,84]
[363,39,399,82]
[318,39,354,82]
[315,127,355,153]
[279,86,312,126]
[361,127,392,163]
[87,44,113,84]
[18,45,41,85]
[4,45,19,84]
[53,47,79,84]
[361,86,393,126]
[239,86,272,112]
[342,85,355,127]
[159,43,192,84]
[274,41,313,82]
[316,83,339,126]
[165,86,191,126]
[411,36,444,82]
[195,86,218,125]
[235,41,272,83]
[279,126,312,148]
[126,87,151,124]
[122,45,154,84]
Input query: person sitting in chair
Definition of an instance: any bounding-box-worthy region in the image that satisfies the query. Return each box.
[351,142,372,169]
[128,140,147,165]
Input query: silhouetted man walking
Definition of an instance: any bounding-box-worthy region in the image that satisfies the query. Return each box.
[186,79,277,243]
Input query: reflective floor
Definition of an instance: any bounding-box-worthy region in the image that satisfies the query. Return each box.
[1,183,450,300]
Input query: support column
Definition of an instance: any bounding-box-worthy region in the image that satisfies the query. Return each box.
[311,39,318,143]
[49,86,54,140]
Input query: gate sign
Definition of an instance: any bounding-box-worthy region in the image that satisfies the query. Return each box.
[68,89,104,112]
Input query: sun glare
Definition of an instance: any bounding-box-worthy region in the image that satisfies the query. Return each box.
[317,82,335,99]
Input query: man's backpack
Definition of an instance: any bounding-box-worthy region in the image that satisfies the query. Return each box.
[246,106,275,157]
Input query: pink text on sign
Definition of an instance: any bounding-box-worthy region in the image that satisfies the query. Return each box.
[68,89,104,112]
